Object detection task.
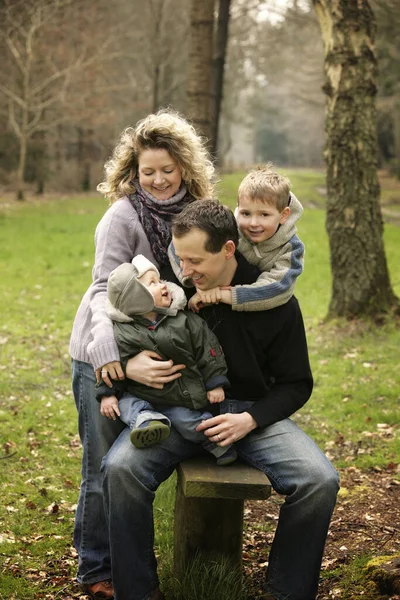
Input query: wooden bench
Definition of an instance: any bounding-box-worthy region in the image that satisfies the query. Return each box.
[174,457,271,579]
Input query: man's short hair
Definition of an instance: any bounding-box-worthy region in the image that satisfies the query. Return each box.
[238,163,291,212]
[172,199,239,253]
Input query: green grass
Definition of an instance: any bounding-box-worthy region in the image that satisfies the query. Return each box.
[0,171,399,598]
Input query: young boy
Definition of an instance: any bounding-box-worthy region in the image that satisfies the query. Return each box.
[168,163,305,312]
[96,254,236,466]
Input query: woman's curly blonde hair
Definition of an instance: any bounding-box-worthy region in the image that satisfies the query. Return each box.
[97,109,215,203]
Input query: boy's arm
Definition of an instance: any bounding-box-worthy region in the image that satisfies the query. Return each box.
[231,236,304,311]
[95,379,124,402]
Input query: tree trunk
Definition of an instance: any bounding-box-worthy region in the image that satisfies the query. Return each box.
[210,0,231,162]
[186,0,215,145]
[33,130,47,195]
[16,131,27,201]
[78,127,94,191]
[313,0,399,318]
[153,63,161,113]
[151,1,163,113]
[393,103,400,179]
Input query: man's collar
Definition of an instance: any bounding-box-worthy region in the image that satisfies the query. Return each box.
[230,251,261,286]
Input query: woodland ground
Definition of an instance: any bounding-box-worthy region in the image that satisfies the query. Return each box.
[2,464,397,600]
[0,169,399,599]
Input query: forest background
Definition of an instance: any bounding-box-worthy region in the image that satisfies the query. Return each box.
[1,0,399,197]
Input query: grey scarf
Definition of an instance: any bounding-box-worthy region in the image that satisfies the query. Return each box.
[130,181,194,266]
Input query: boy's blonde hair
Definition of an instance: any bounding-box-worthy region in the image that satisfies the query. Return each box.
[238,163,291,212]
[97,108,215,203]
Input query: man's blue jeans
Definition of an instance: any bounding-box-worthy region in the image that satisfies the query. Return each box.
[72,359,124,584]
[101,400,340,600]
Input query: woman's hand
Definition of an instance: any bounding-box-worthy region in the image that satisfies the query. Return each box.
[126,350,185,389]
[196,412,257,446]
[96,361,125,387]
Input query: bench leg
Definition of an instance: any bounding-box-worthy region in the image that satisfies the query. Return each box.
[173,483,244,579]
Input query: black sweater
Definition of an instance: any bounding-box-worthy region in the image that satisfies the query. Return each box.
[162,252,313,428]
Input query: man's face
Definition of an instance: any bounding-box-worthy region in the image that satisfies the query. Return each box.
[172,229,234,290]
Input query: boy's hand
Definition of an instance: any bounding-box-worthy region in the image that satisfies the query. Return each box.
[100,395,120,420]
[188,287,232,312]
[207,387,225,404]
[189,287,222,312]
[188,291,205,312]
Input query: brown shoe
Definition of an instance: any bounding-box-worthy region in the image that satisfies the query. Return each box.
[83,580,114,599]
[149,588,165,600]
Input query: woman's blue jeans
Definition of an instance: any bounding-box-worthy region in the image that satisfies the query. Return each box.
[101,399,340,600]
[72,359,124,584]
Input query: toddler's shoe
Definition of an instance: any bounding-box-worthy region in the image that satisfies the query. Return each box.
[130,420,170,448]
[203,440,237,466]
[216,446,237,466]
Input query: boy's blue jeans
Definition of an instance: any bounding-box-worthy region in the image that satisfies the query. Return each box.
[101,399,340,600]
[118,392,225,443]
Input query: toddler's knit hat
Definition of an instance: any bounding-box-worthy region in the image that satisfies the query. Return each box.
[107,255,160,317]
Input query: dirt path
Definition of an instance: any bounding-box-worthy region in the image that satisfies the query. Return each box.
[243,466,400,599]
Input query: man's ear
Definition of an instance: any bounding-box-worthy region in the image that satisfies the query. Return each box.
[224,240,236,259]
[279,206,291,225]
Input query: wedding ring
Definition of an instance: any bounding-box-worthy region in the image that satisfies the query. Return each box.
[217,434,221,442]
[101,370,108,375]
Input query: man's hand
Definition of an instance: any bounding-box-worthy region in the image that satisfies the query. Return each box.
[100,396,120,420]
[126,350,185,389]
[207,386,225,404]
[196,412,257,446]
[96,361,125,387]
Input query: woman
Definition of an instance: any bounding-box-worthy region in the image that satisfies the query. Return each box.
[69,109,215,599]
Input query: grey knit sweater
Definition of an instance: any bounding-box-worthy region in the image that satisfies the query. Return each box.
[168,193,305,312]
[232,193,305,311]
[69,196,158,370]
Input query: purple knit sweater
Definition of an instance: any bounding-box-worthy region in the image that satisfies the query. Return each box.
[69,197,158,370]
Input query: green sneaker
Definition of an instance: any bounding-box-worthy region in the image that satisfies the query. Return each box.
[130,420,171,448]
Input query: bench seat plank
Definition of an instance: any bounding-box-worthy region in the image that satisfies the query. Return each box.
[178,457,271,499]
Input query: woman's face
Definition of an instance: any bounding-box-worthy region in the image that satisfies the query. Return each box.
[138,148,182,201]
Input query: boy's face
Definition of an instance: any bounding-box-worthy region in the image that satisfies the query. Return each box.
[172,228,235,290]
[237,195,290,243]
[138,270,171,308]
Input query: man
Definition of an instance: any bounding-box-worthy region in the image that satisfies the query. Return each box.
[102,200,339,600]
